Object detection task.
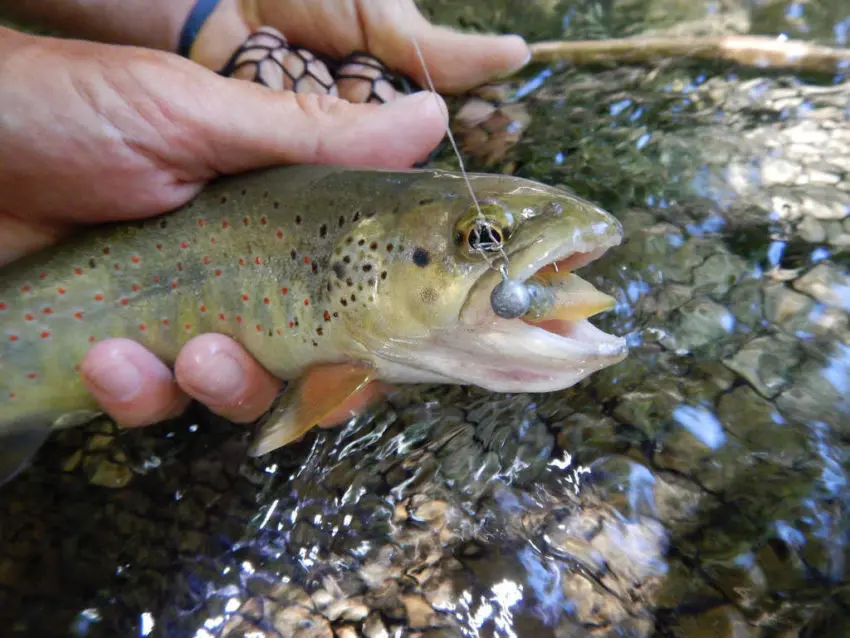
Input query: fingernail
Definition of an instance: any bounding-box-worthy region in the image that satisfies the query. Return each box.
[496,34,532,78]
[186,351,245,403]
[84,354,141,401]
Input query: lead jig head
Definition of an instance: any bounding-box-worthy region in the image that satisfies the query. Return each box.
[491,277,531,319]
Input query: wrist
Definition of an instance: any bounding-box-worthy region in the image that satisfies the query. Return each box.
[183,0,254,71]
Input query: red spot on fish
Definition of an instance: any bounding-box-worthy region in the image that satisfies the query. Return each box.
[21,285,31,293]
[27,373,37,380]
[323,311,331,322]
[131,255,141,264]
[185,323,192,331]
[161,319,169,326]
[40,331,50,339]
[8,335,19,342]
[171,281,178,289]
[218,313,225,321]
[94,293,104,302]
[215,269,222,277]
[238,258,246,266]
[88,336,96,343]
[198,219,206,228]
[8,393,15,399]
[74,268,83,276]
[276,329,282,336]
[42,307,53,315]
[243,216,250,226]
[281,287,288,295]
[236,316,243,324]
[56,287,66,295]
[177,263,184,271]
[120,298,129,306]
[222,220,229,229]
[24,314,34,321]
[114,264,121,271]
[0,302,5,310]
[103,247,110,255]
[131,284,141,292]
[242,293,249,301]
[256,324,262,332]
[210,237,217,245]
[289,321,294,328]
[74,312,84,320]
[39,272,47,279]
[202,256,210,265]
[254,256,262,265]
[276,230,284,239]
[260,217,267,225]
[139,324,147,332]
[152,275,160,283]
[180,241,189,249]
[304,299,310,306]
[200,305,207,313]
[74,364,80,373]
[156,244,163,251]
[263,297,270,305]
[303,256,310,264]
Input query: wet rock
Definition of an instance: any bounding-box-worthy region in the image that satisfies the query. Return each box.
[722,335,799,398]
[792,263,850,312]
[660,298,737,353]
[672,605,756,637]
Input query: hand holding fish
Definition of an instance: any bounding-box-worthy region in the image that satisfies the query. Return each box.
[0,0,530,431]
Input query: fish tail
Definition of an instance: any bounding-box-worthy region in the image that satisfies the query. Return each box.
[0,418,53,487]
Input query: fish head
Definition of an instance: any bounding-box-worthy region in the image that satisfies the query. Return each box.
[336,170,628,393]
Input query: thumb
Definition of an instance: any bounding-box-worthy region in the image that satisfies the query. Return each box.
[194,74,450,174]
[388,25,531,94]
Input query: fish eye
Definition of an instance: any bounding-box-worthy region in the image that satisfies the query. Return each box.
[453,201,516,258]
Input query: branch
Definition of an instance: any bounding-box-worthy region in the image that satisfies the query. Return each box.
[529,35,850,75]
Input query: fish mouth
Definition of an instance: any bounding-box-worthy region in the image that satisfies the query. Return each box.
[457,231,628,393]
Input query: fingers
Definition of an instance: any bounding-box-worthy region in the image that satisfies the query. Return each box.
[80,338,190,428]
[184,72,449,173]
[80,335,281,428]
[173,334,281,423]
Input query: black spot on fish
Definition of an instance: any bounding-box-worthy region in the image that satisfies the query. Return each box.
[338,215,345,228]
[358,239,365,246]
[380,271,387,280]
[350,294,357,302]
[240,189,247,196]
[273,201,280,209]
[412,248,430,267]
[326,282,333,292]
[316,327,323,336]
[268,329,274,337]
[88,258,97,269]
[311,262,318,274]
[362,264,373,272]
[219,196,227,205]
[341,298,348,306]
[346,237,353,244]
[365,210,375,218]
[419,198,434,205]
[290,250,297,260]
[159,219,168,229]
[332,262,346,279]
[386,243,394,252]
[352,211,361,222]
[370,242,377,250]
[343,256,351,264]
[319,224,327,238]
[295,216,302,225]
[368,278,375,286]
[263,191,269,199]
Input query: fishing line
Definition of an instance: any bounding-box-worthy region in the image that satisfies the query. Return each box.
[408,34,532,319]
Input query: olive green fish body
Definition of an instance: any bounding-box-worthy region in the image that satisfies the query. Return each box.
[0,164,628,477]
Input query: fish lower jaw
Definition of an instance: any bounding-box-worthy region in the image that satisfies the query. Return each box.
[459,317,627,393]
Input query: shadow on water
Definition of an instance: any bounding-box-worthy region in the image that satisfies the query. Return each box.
[2,0,850,636]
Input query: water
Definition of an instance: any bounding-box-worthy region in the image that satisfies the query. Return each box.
[1,0,849,636]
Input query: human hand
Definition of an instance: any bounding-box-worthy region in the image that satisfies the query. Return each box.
[0,5,528,429]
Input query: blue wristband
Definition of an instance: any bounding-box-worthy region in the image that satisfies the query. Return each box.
[177,0,222,58]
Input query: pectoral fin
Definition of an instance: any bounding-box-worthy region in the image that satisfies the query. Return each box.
[248,363,387,456]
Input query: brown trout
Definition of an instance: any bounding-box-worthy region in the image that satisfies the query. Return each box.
[0,165,626,482]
